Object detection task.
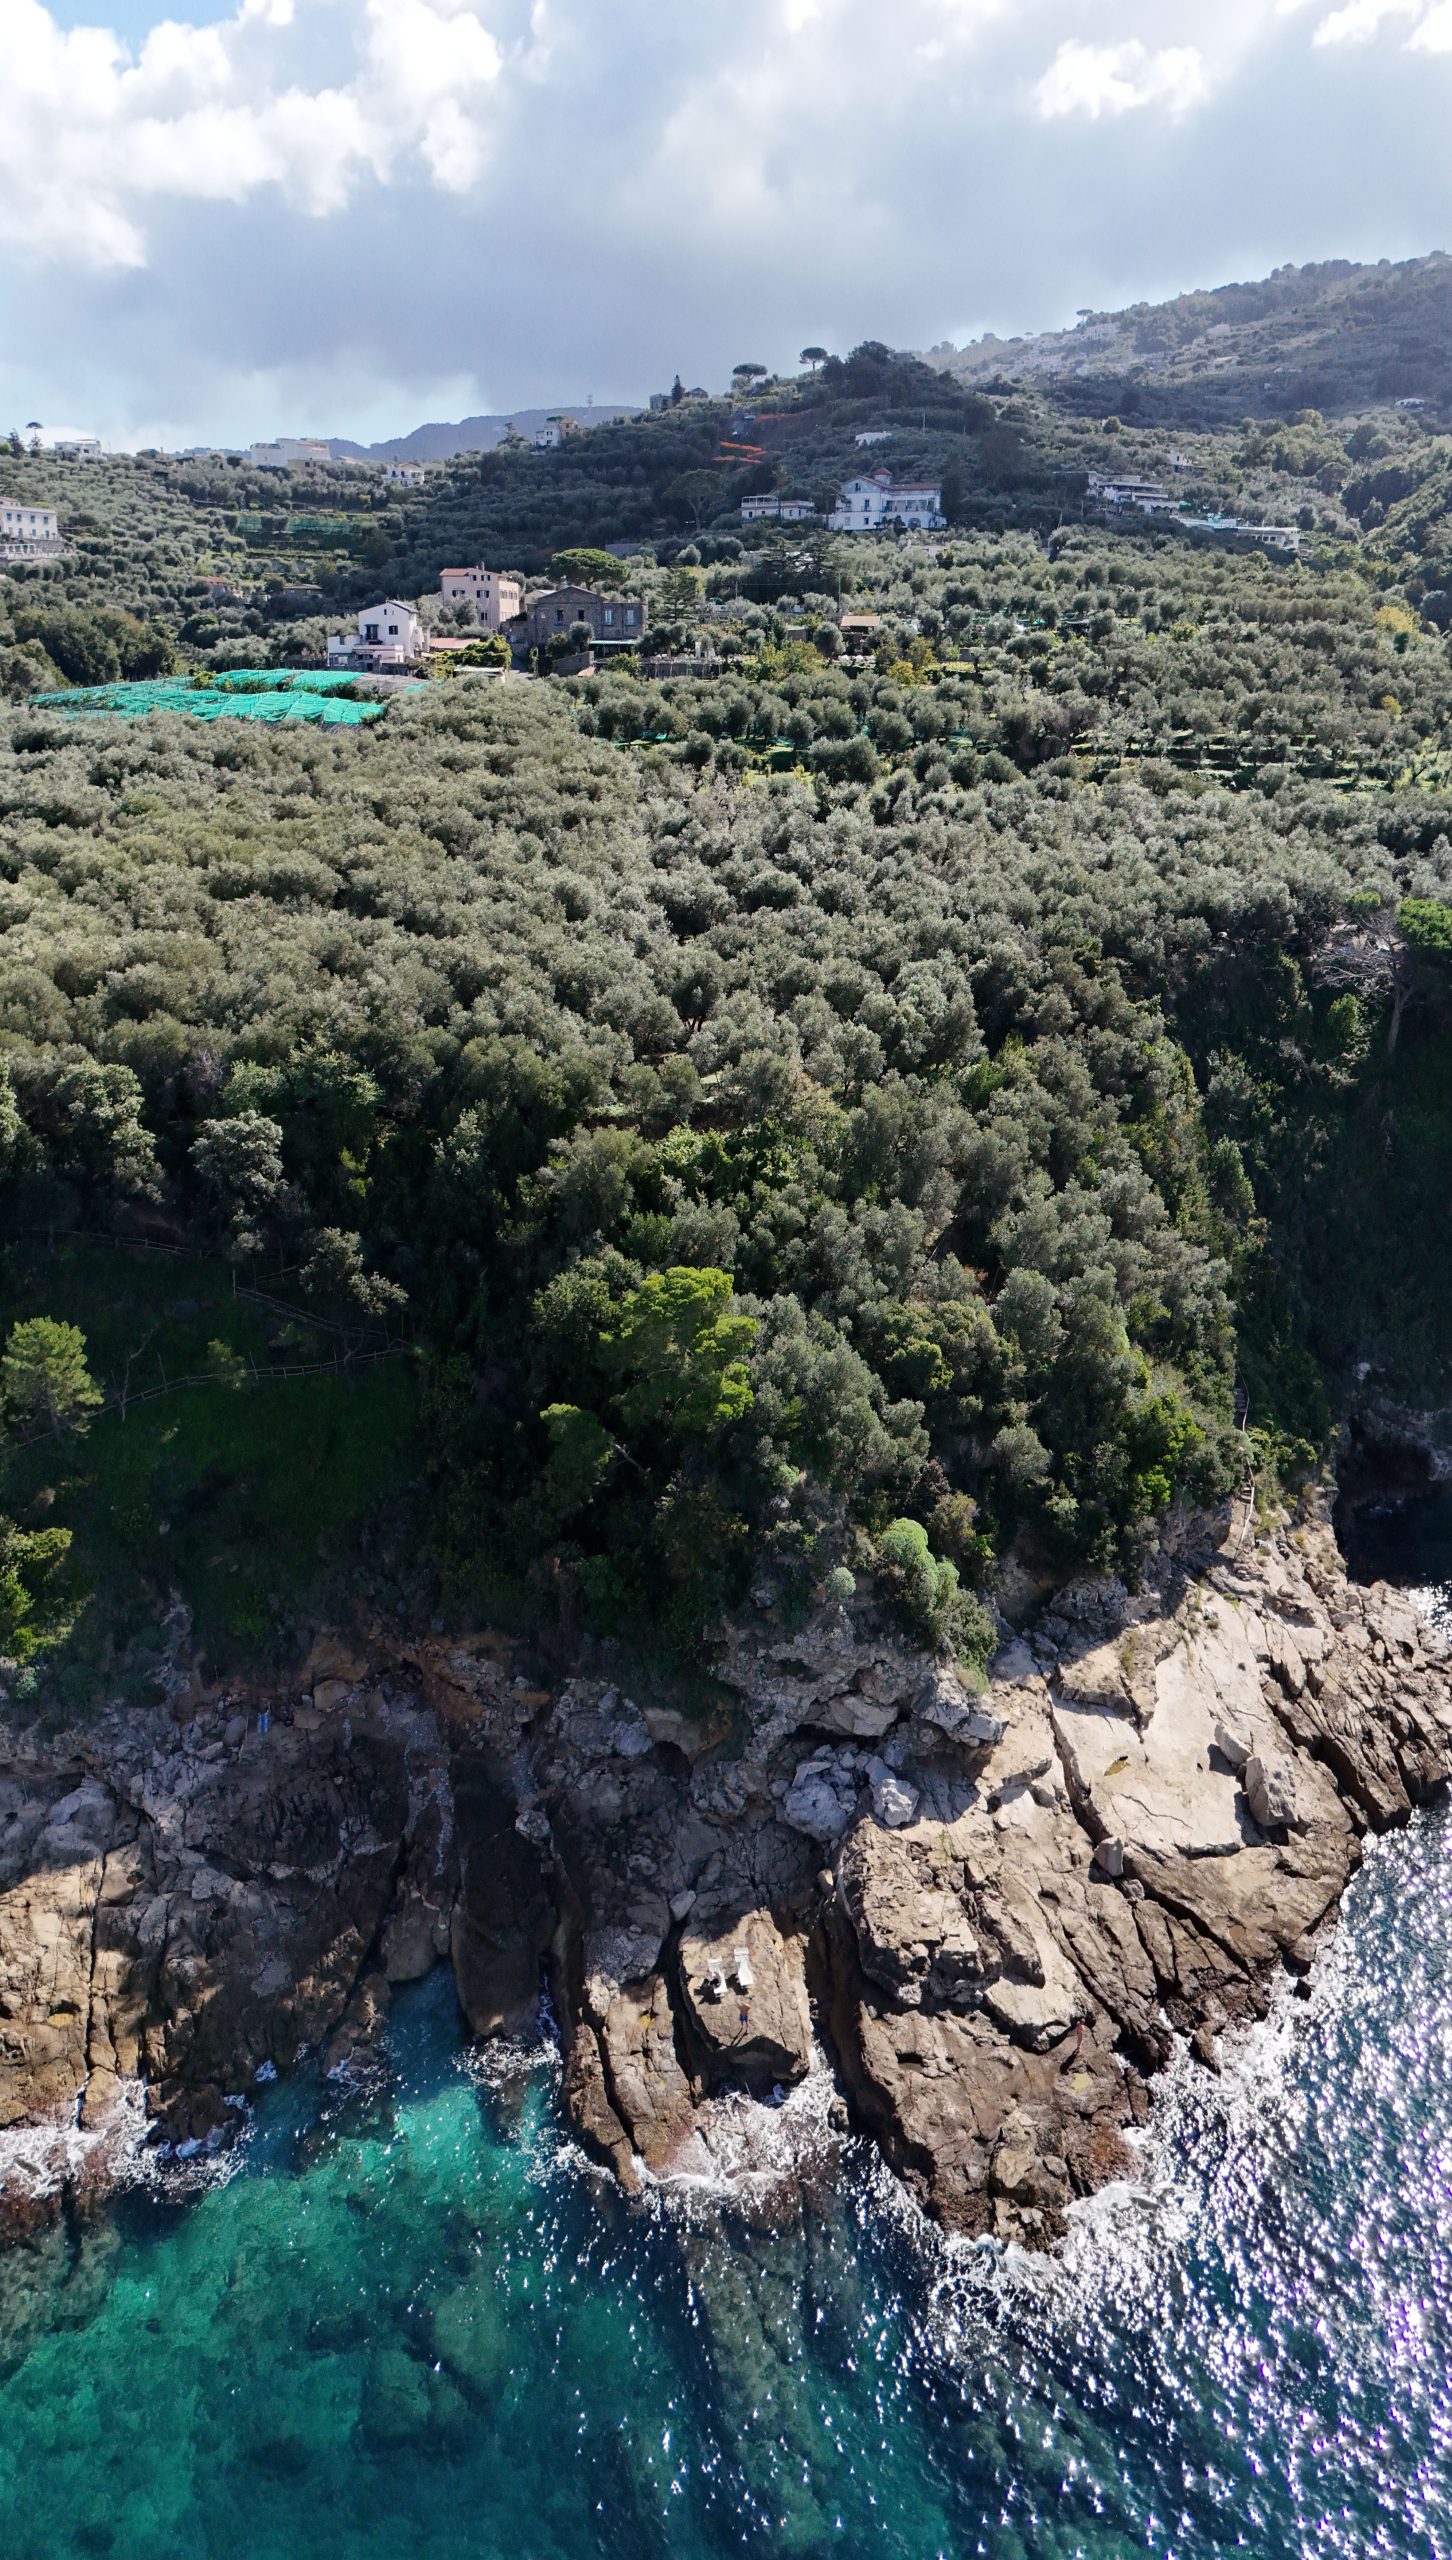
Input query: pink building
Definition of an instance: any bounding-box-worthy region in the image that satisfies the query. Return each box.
[440,565,523,629]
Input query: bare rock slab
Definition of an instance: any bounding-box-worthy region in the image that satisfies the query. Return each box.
[678,1907,814,2091]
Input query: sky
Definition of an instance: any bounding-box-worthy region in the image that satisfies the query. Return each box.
[5,0,1452,450]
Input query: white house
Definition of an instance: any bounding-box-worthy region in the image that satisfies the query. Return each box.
[327,600,425,670]
[854,431,892,448]
[0,500,64,560]
[1088,473,1177,514]
[533,415,583,451]
[1182,514,1302,556]
[25,427,101,459]
[440,565,523,628]
[740,494,817,523]
[827,474,944,533]
[250,437,333,470]
[384,462,424,488]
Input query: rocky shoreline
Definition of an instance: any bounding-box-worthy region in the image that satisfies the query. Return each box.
[2,1502,1448,2246]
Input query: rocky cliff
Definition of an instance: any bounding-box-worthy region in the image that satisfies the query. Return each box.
[2,1505,1448,2245]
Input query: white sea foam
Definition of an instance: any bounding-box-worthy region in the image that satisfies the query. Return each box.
[643,2052,846,2215]
[928,1829,1390,2362]
[0,2079,152,2210]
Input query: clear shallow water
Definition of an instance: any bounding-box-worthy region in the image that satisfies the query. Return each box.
[4,1808,1452,2554]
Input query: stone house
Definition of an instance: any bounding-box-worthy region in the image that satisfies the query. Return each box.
[510,586,645,653]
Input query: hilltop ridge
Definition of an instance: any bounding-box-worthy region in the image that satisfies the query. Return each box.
[929,250,1452,421]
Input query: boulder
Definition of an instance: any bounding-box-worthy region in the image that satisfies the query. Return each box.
[1243,1753,1299,1833]
[1213,1717,1252,1773]
[1053,1597,1267,1860]
[593,1971,699,2171]
[835,1819,986,2009]
[865,1758,919,1830]
[781,1750,858,1843]
[678,1908,813,2089]
[0,1716,420,2143]
[915,1665,1008,1748]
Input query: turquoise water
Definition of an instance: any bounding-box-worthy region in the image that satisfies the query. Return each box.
[5,1804,1452,2556]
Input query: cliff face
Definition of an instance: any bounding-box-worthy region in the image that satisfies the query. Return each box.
[2,1507,1448,2245]
[0,1645,453,2206]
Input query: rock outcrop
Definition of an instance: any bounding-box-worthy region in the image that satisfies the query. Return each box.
[0,1664,446,2171]
[2,1505,1449,2249]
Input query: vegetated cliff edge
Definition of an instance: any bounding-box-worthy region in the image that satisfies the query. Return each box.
[1,1502,1447,2248]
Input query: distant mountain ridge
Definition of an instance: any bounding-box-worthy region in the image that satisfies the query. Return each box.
[927,252,1452,419]
[329,404,640,463]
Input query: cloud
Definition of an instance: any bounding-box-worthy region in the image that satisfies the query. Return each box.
[2,0,1451,445]
[1313,0,1421,42]
[1033,40,1208,118]
[1310,0,1452,36]
[0,0,503,267]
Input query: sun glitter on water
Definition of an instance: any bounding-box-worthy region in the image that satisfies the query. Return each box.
[6,1803,1452,2556]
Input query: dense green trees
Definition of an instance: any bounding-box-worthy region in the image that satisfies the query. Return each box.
[0,1514,74,1660]
[5,465,1452,1669]
[12,601,173,686]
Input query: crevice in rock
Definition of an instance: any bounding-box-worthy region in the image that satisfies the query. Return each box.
[78,1834,109,2110]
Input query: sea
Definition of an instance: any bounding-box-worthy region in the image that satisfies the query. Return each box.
[3,1555,1452,2559]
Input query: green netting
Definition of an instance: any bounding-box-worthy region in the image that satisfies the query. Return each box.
[31,674,387,727]
[210,669,368,694]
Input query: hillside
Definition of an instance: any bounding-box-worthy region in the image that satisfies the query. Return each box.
[8,474,1452,1696]
[9,326,1452,690]
[931,252,1452,424]
[10,309,1452,1712]
[330,404,641,463]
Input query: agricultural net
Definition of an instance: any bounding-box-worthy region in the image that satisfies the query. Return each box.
[31,674,388,726]
[210,670,367,693]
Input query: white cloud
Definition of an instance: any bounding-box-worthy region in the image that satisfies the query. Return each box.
[1309,0,1452,37]
[0,0,503,267]
[1313,0,1420,42]
[1033,38,1209,118]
